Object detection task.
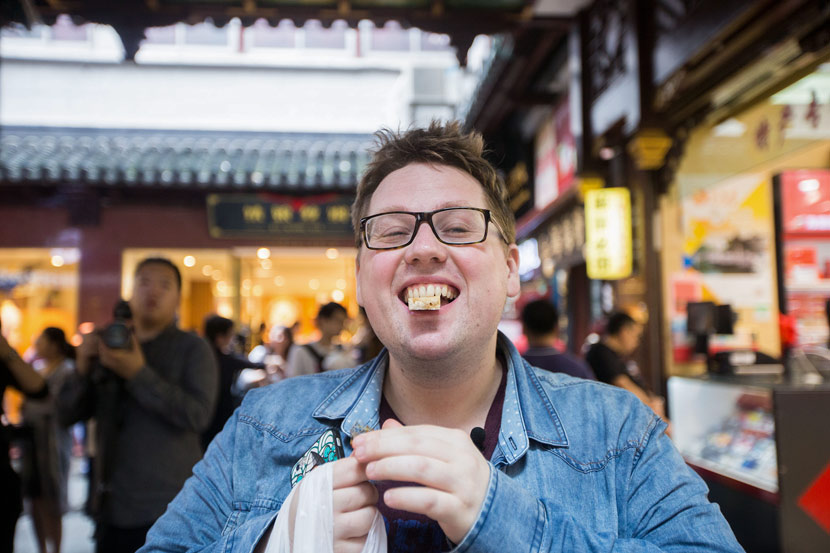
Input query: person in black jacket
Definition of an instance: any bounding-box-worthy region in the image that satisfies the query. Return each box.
[520,299,595,380]
[1,327,49,553]
[201,315,265,450]
[57,257,218,553]
[586,312,670,430]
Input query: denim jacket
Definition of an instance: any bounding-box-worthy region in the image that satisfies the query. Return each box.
[141,333,743,553]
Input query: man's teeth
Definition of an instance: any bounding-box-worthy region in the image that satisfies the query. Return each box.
[405,284,457,300]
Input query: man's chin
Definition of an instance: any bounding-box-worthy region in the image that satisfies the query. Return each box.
[395,335,457,361]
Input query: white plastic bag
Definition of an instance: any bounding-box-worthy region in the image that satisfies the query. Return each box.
[265,462,387,553]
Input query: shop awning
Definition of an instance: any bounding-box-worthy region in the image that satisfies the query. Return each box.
[0,127,375,191]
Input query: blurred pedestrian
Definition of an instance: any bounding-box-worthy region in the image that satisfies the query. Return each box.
[20,327,76,553]
[247,324,293,366]
[285,302,351,376]
[521,299,595,379]
[1,325,49,553]
[352,307,384,365]
[57,257,217,553]
[586,311,668,421]
[201,315,265,450]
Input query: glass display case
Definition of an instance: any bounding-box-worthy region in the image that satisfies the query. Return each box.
[668,374,830,553]
[669,377,777,494]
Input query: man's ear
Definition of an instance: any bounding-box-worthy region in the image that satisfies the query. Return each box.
[506,244,520,298]
[355,253,363,306]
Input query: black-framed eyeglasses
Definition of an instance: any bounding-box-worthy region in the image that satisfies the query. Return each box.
[360,207,506,250]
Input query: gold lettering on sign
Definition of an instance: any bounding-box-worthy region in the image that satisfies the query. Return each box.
[271,205,293,223]
[243,204,265,223]
[299,205,321,222]
[326,205,350,223]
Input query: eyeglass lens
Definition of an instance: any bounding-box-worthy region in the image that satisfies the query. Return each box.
[365,208,487,248]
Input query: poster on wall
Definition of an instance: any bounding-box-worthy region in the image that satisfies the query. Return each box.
[671,173,778,359]
[681,173,776,313]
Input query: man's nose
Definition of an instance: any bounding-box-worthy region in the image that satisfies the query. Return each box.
[403,220,447,263]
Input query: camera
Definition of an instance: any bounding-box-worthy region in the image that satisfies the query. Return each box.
[101,300,133,349]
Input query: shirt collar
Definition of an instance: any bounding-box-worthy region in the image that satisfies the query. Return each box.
[311,332,569,464]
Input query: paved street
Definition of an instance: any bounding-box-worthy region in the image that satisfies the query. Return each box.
[14,456,95,553]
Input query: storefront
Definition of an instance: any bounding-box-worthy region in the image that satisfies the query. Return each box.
[0,128,371,350]
[656,51,830,553]
[661,63,830,373]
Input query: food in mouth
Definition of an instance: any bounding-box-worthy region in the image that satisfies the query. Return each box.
[405,283,458,311]
[408,296,441,310]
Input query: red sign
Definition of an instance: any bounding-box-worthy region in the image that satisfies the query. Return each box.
[798,461,830,534]
[780,170,830,236]
[554,95,576,194]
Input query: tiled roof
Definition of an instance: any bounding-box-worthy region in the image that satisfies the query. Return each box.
[0,127,375,190]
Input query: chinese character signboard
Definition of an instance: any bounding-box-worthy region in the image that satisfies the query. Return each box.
[534,115,558,210]
[207,194,354,238]
[554,96,576,194]
[585,188,632,280]
[506,161,533,221]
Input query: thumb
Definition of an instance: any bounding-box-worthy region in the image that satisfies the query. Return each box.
[381,418,404,430]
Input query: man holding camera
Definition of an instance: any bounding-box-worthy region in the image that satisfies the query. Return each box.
[58,257,217,553]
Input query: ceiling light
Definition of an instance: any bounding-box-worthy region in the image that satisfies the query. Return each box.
[183,255,196,267]
[257,247,271,259]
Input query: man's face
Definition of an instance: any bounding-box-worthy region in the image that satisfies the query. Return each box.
[318,311,347,340]
[619,323,643,355]
[130,262,180,327]
[356,163,520,363]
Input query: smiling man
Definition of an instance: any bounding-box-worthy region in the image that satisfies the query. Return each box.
[141,123,743,553]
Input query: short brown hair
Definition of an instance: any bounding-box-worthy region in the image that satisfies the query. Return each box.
[351,121,516,248]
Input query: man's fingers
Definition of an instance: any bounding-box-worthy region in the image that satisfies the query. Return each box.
[333,482,378,514]
[383,487,478,545]
[331,456,369,489]
[366,455,454,492]
[382,486,457,523]
[353,425,466,463]
[381,418,404,430]
[333,505,379,541]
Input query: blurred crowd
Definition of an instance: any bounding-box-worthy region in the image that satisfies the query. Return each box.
[1,257,661,553]
[1,258,383,553]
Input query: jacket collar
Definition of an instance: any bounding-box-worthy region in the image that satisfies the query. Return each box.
[311,332,569,464]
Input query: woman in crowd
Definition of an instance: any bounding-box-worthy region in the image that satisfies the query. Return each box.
[21,327,76,553]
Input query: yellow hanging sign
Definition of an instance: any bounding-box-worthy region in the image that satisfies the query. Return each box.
[585,188,633,280]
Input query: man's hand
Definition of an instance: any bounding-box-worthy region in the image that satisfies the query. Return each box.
[330,456,379,553]
[74,330,100,375]
[98,333,145,380]
[0,333,15,361]
[352,419,491,545]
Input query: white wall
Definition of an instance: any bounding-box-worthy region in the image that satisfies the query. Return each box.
[0,20,464,133]
[1,60,407,133]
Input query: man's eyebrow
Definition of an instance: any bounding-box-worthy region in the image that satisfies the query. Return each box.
[370,202,476,213]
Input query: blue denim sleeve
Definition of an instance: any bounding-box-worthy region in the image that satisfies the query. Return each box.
[140,412,254,553]
[450,418,745,553]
